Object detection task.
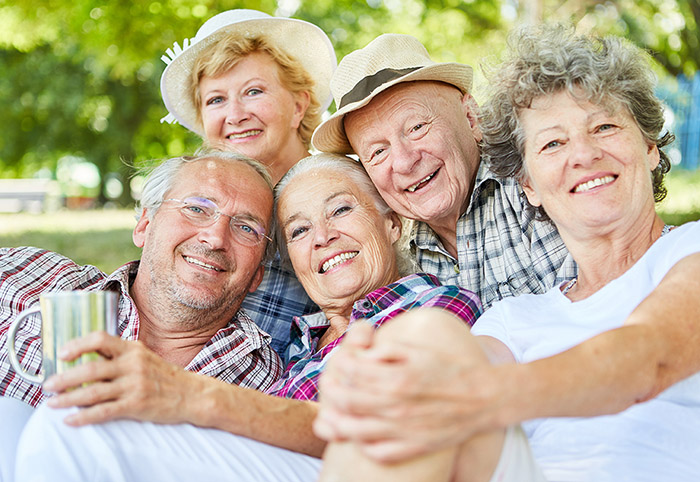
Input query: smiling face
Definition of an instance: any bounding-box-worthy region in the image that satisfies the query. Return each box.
[277,169,401,316]
[199,51,309,181]
[344,81,482,234]
[132,158,272,325]
[519,90,660,238]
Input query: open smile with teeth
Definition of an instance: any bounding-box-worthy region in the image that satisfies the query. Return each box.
[184,256,223,272]
[572,175,616,193]
[406,170,437,193]
[320,251,358,274]
[227,130,262,140]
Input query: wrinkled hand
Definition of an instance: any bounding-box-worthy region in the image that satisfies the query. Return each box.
[43,331,203,426]
[314,323,503,463]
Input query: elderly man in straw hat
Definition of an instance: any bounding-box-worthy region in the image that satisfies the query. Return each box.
[311,32,700,465]
[312,33,575,309]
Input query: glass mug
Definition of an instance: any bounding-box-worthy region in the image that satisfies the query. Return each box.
[7,290,118,384]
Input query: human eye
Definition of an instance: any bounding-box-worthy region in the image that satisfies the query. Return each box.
[184,204,205,214]
[183,202,209,216]
[541,139,562,152]
[231,219,262,240]
[410,122,425,133]
[245,87,263,96]
[181,198,215,219]
[287,224,310,241]
[205,95,224,106]
[596,123,616,133]
[331,204,353,217]
[365,146,387,165]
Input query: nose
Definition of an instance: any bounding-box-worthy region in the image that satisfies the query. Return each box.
[196,215,231,250]
[313,221,339,248]
[569,134,603,168]
[390,138,421,174]
[225,98,250,125]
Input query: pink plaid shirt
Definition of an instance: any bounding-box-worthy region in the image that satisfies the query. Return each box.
[1,247,282,407]
[266,273,482,401]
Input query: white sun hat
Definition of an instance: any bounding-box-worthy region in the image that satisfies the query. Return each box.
[311,34,473,154]
[160,9,336,137]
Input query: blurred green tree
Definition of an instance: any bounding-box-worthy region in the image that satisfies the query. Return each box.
[0,0,696,206]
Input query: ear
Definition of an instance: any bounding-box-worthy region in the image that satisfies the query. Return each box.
[647,142,660,171]
[386,212,403,244]
[520,175,542,208]
[248,265,265,293]
[291,91,311,130]
[461,93,482,142]
[132,209,150,248]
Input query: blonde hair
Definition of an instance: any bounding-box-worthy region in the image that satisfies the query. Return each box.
[190,34,321,148]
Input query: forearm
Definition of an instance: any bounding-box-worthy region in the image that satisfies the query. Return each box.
[500,253,700,425]
[187,376,325,457]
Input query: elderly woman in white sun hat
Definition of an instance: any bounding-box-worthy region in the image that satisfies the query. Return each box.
[160,9,337,359]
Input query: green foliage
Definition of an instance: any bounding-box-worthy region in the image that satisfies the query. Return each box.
[532,0,699,77]
[0,0,697,205]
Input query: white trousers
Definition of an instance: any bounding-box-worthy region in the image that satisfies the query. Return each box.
[0,397,35,482]
[15,404,322,482]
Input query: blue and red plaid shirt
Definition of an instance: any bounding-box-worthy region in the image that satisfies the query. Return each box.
[266,273,482,401]
[0,247,282,407]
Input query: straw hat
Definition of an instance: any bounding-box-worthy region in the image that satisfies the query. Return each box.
[312,34,473,154]
[160,9,336,137]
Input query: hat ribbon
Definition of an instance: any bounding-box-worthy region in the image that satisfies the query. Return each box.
[339,66,421,109]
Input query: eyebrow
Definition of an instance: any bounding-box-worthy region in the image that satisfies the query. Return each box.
[280,191,352,230]
[532,108,611,138]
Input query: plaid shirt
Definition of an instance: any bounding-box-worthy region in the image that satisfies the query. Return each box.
[0,247,282,407]
[241,253,318,361]
[266,273,482,401]
[412,163,577,310]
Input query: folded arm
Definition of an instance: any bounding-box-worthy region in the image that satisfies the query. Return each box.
[314,253,700,461]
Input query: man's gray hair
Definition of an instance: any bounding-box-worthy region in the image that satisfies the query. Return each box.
[135,147,275,260]
[479,24,673,221]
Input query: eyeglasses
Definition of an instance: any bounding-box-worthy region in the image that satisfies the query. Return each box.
[162,197,272,246]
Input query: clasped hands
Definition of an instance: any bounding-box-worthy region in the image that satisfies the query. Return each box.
[313,323,502,463]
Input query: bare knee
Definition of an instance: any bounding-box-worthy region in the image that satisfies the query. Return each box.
[374,307,489,365]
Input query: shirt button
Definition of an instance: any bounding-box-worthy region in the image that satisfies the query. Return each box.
[360,300,372,310]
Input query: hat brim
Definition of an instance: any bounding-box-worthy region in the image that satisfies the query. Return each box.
[312,63,473,154]
[161,16,336,137]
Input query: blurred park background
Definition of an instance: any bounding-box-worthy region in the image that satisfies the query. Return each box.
[1,0,699,273]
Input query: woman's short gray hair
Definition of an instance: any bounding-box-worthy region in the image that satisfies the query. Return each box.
[135,147,275,261]
[479,24,673,221]
[274,153,417,276]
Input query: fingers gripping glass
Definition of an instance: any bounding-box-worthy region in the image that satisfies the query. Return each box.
[163,197,272,246]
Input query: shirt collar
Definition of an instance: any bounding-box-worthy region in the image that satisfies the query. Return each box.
[411,162,504,251]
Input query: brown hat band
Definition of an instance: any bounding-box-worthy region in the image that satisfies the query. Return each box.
[339,66,422,109]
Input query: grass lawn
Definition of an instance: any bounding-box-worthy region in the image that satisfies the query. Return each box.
[0,209,141,273]
[0,169,697,273]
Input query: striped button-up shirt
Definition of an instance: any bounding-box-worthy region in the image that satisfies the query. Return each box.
[266,273,482,401]
[0,247,282,407]
[412,163,577,310]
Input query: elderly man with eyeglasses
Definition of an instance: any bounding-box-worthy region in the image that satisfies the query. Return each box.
[0,149,284,480]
